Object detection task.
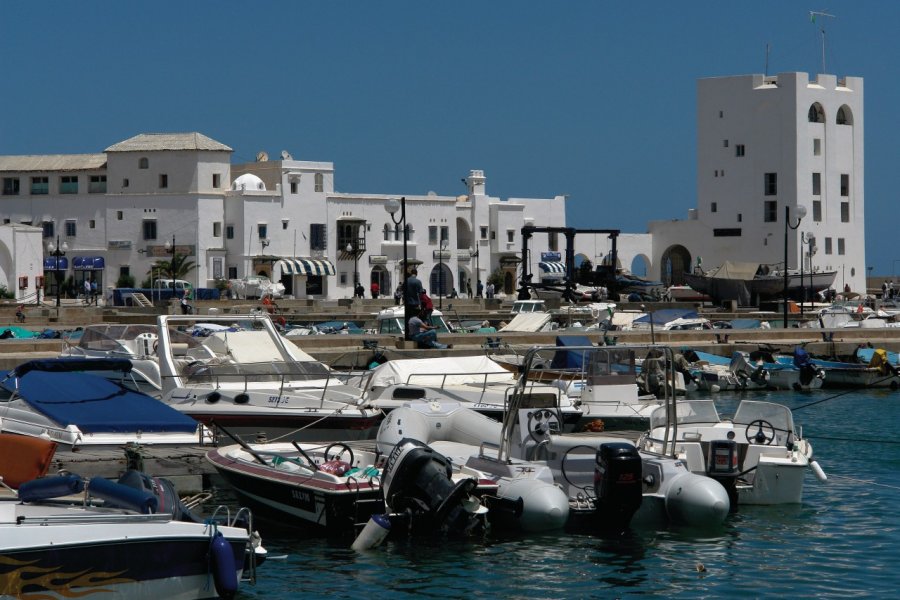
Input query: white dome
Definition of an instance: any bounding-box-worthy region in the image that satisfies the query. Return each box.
[232,173,266,191]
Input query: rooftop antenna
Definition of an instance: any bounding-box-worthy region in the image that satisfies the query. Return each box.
[809,10,836,74]
[764,42,770,76]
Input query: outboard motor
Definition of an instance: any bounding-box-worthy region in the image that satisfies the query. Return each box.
[593,442,642,531]
[793,347,821,388]
[706,439,739,510]
[381,438,483,537]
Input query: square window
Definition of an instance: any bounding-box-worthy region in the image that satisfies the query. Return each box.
[723,139,729,147]
[159,174,168,189]
[117,210,124,220]
[813,139,821,156]
[764,201,777,222]
[142,220,158,240]
[429,226,438,245]
[711,202,717,213]
[314,173,324,192]
[764,173,777,196]
[841,202,850,223]
[735,144,745,157]
[212,174,221,189]
[824,238,832,255]
[42,221,54,238]
[64,220,76,237]
[310,224,326,249]
[838,238,845,255]
[88,175,106,193]
[3,177,20,195]
[548,232,558,252]
[60,176,78,194]
[30,177,48,195]
[480,226,488,240]
[812,173,821,195]
[440,226,449,243]
[282,220,289,230]
[213,222,222,237]
[228,266,238,279]
[290,181,298,194]
[226,225,235,240]
[123,178,129,188]
[719,110,724,118]
[89,220,95,229]
[841,174,849,196]
[257,224,267,240]
[737,213,742,222]
[507,229,514,243]
[813,200,822,222]
[139,157,149,169]
[490,230,496,240]
[119,266,130,278]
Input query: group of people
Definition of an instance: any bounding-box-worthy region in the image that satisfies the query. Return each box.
[882,280,896,300]
[82,278,99,305]
[403,268,450,349]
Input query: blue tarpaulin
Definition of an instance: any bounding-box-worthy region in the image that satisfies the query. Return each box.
[549,335,594,370]
[633,308,699,326]
[4,359,198,434]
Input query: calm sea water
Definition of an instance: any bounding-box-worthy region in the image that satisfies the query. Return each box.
[228,389,900,599]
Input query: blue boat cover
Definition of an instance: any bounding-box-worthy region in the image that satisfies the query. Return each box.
[5,361,197,434]
[549,335,594,369]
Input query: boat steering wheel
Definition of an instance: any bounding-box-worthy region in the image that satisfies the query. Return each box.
[745,419,776,445]
[324,442,355,466]
[527,409,560,445]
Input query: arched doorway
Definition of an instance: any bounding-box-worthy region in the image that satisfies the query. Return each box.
[659,245,691,286]
[630,254,650,277]
[429,263,453,298]
[371,266,390,298]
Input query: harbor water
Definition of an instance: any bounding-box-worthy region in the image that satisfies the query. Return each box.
[228,388,900,599]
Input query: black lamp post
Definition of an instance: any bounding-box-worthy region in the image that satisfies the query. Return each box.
[47,236,68,308]
[386,197,410,340]
[164,235,176,299]
[346,242,359,297]
[783,205,807,327]
[438,239,448,309]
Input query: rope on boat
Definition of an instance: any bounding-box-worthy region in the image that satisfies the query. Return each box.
[793,372,898,412]
[825,474,900,491]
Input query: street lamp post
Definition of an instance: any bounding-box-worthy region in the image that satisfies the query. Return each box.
[46,236,68,308]
[641,303,655,345]
[800,233,817,315]
[783,205,807,328]
[346,242,360,297]
[386,197,410,340]
[438,239,448,309]
[164,235,176,297]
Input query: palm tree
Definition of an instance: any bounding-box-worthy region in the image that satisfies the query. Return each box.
[147,253,196,285]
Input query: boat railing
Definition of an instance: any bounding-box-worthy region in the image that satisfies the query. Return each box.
[16,512,174,525]
[501,344,677,461]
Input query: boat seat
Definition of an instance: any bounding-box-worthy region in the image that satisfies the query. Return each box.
[170,343,190,357]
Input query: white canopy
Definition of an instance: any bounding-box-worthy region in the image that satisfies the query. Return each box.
[499,312,551,332]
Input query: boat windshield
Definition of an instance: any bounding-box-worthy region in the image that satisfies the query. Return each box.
[76,324,158,352]
[650,400,720,429]
[183,359,332,385]
[732,400,794,433]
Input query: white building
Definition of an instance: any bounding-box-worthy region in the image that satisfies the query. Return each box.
[646,72,865,293]
[0,134,567,301]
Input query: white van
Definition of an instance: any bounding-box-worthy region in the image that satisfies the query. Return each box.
[152,279,193,291]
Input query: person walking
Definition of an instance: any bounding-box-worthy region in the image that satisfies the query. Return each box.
[466,281,473,298]
[83,278,92,305]
[476,279,484,298]
[90,279,98,305]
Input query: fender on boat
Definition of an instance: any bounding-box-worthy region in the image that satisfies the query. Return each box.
[664,472,730,527]
[810,460,827,482]
[209,531,238,599]
[351,513,392,551]
[376,401,502,452]
[88,476,159,514]
[18,474,84,503]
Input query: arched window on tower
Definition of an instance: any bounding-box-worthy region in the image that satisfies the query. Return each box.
[836,105,853,125]
[808,103,825,123]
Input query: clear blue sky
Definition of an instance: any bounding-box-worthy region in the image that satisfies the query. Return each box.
[3,2,898,274]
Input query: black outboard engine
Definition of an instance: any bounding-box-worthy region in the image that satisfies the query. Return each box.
[381,438,482,537]
[793,347,820,388]
[593,442,642,531]
[706,439,739,510]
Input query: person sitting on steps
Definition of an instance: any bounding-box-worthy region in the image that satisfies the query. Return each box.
[408,308,450,349]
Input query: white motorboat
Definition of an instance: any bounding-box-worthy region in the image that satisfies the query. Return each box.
[1,469,261,599]
[156,315,383,443]
[0,358,208,448]
[353,355,584,429]
[639,399,826,505]
[374,305,452,336]
[684,350,770,392]
[59,323,200,395]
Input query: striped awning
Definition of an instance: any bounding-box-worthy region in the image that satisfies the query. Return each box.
[275,258,336,276]
[538,261,567,275]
